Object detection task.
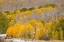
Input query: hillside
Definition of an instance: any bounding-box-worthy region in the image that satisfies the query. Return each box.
[0,0,64,12]
[0,0,64,42]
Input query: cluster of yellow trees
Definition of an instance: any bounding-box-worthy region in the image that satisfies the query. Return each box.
[5,4,64,40]
[6,17,64,40]
[6,20,46,39]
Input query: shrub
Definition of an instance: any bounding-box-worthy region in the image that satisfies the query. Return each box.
[38,6,43,9]
[20,8,28,12]
[4,11,9,14]
[28,7,35,11]
[48,17,64,40]
[0,13,11,33]
[43,4,57,8]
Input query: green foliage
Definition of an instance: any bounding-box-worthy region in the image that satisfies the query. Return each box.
[59,18,64,31]
[27,33,31,39]
[0,13,11,33]
[20,7,35,12]
[38,4,57,9]
[4,11,9,14]
[20,8,28,12]
[28,7,35,11]
[38,6,42,9]
[43,4,57,8]
[48,18,64,40]
[39,20,45,25]
[14,10,19,14]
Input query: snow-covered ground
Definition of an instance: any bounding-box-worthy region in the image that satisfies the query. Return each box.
[0,34,35,42]
[5,38,64,42]
[0,34,6,37]
[0,34,64,42]
[13,38,37,42]
[6,38,36,42]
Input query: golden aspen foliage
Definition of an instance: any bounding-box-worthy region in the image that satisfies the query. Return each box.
[60,30,63,40]
[15,10,21,14]
[28,20,37,25]
[6,14,15,19]
[41,27,46,36]
[6,26,14,38]
[40,8,46,12]
[48,7,54,11]
[6,15,13,19]
[2,12,7,16]
[12,27,18,38]
[34,9,42,13]
[24,11,31,17]
[45,22,52,30]
[9,20,14,26]
[35,28,41,40]
[18,24,25,37]
[6,21,21,38]
[37,22,43,28]
[0,5,2,8]
[52,31,55,39]
[24,24,32,39]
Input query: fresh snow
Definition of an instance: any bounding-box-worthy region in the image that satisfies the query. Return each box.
[0,34,37,42]
[0,34,6,37]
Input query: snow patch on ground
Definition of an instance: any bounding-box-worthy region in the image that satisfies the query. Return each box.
[0,34,6,37]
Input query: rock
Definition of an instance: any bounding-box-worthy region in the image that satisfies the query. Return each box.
[0,37,6,42]
[5,39,13,42]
